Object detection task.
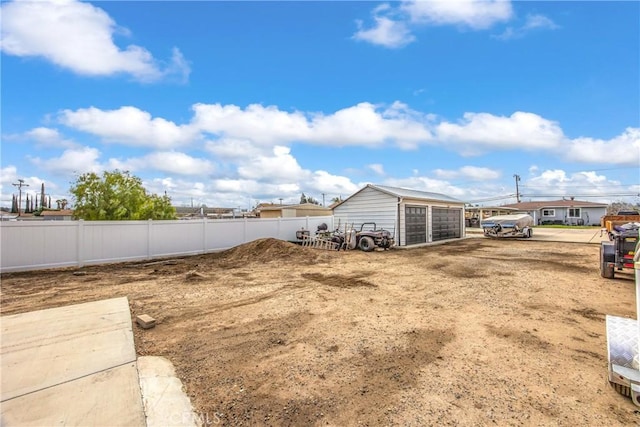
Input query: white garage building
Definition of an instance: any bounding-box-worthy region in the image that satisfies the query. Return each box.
[333,184,466,247]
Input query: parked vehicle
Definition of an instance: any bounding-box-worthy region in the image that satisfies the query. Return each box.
[601,210,640,239]
[354,222,394,252]
[295,222,394,252]
[480,214,534,238]
[600,225,639,279]
[605,239,640,405]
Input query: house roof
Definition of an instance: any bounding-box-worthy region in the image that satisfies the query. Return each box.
[260,203,331,211]
[41,209,74,217]
[501,200,608,210]
[335,184,464,208]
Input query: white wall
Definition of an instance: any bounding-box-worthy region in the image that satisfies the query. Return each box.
[333,186,399,236]
[0,216,333,273]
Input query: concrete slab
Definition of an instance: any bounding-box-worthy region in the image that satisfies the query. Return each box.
[1,297,136,401]
[1,362,146,426]
[0,297,145,427]
[138,356,200,427]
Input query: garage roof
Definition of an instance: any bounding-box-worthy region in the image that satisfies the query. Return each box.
[338,184,464,206]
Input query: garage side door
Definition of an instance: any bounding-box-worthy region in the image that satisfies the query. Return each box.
[405,206,426,245]
[432,208,461,241]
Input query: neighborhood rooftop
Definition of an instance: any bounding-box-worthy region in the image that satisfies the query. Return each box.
[364,184,464,204]
[502,200,609,210]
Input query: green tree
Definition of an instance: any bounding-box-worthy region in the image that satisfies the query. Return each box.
[299,193,320,205]
[70,170,176,220]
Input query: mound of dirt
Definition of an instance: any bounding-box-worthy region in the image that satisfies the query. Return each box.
[217,238,322,265]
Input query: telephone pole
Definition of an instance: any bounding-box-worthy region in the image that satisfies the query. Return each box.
[12,179,29,216]
[513,174,521,203]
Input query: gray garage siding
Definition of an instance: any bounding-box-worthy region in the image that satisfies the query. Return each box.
[333,186,398,236]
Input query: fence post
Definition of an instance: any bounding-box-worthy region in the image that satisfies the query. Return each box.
[147,219,153,260]
[202,218,207,254]
[243,217,247,243]
[77,219,84,268]
[277,217,281,240]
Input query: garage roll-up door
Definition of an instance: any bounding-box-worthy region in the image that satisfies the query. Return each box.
[405,206,426,245]
[432,208,461,241]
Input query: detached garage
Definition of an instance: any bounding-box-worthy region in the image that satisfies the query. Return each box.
[333,184,465,247]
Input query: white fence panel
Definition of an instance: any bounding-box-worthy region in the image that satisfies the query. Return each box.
[1,222,79,271]
[0,216,335,273]
[205,220,246,250]
[82,221,149,264]
[151,220,205,257]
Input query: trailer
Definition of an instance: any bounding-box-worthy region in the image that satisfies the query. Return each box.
[480,214,534,238]
[605,239,640,405]
[600,227,638,279]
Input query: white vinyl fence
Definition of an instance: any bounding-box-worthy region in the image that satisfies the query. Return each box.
[0,216,333,273]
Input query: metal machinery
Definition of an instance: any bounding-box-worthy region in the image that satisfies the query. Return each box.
[295,222,394,252]
[606,238,640,404]
[480,214,534,239]
[600,226,639,279]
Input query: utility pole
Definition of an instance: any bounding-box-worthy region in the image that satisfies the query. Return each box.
[513,174,521,203]
[12,179,29,216]
[322,193,325,207]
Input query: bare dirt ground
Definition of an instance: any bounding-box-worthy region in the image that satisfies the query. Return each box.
[2,237,639,426]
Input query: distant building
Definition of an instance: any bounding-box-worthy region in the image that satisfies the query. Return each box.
[501,199,607,226]
[41,209,74,221]
[258,203,332,219]
[333,184,465,247]
[174,206,236,219]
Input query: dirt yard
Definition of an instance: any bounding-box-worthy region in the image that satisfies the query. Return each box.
[2,237,639,426]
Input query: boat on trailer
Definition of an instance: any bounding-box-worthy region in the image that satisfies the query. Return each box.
[480,214,534,238]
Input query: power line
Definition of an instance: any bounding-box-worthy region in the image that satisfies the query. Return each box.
[12,179,29,216]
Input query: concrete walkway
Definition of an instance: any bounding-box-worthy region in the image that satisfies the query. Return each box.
[466,227,609,244]
[1,297,197,426]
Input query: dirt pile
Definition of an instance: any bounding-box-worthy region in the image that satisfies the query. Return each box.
[215,238,324,265]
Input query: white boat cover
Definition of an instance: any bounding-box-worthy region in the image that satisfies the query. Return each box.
[480,214,534,229]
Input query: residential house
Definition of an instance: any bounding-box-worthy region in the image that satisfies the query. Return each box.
[501,199,607,226]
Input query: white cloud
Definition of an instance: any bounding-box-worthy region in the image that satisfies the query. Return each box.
[204,138,268,160]
[59,106,197,148]
[564,127,640,166]
[25,127,76,148]
[433,166,501,181]
[111,151,214,176]
[309,171,360,197]
[352,4,415,48]
[402,0,513,29]
[493,13,559,40]
[0,165,19,189]
[0,0,189,82]
[384,176,468,198]
[368,164,386,175]
[192,103,309,146]
[522,169,627,202]
[29,146,102,176]
[194,101,432,148]
[435,111,564,155]
[237,146,307,182]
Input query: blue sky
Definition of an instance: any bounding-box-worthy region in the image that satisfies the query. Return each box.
[1,0,639,210]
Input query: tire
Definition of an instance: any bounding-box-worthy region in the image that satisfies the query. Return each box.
[358,236,375,252]
[526,228,532,238]
[601,261,615,279]
[600,245,615,279]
